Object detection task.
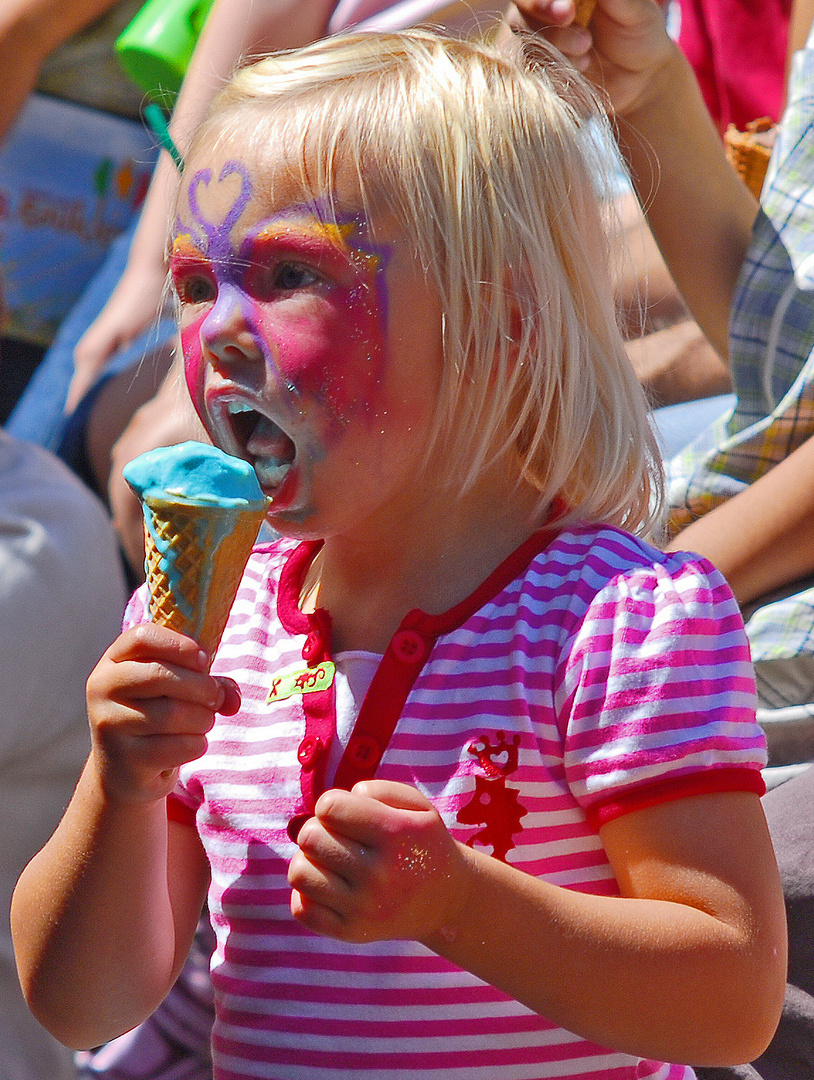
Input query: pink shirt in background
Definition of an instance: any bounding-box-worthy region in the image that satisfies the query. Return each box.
[329,0,507,34]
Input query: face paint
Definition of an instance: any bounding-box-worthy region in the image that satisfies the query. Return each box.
[169,146,443,538]
[172,237,210,412]
[171,159,390,442]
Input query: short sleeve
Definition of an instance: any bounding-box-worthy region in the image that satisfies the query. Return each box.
[560,553,767,823]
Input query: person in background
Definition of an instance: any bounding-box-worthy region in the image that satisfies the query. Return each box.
[0,0,156,417]
[0,0,140,143]
[0,409,126,1079]
[510,2,814,1075]
[617,0,813,442]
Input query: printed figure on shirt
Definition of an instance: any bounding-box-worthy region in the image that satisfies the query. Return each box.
[12,25,786,1080]
[457,731,527,861]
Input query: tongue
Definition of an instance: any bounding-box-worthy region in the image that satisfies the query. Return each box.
[246,416,295,467]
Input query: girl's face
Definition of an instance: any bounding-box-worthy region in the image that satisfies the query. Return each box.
[171,141,443,541]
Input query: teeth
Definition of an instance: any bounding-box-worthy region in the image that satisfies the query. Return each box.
[218,397,295,491]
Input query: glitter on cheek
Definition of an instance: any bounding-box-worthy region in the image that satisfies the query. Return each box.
[274,283,386,430]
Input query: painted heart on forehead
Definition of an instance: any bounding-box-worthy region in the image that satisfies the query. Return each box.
[182,159,255,261]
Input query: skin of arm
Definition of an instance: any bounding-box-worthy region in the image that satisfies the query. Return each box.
[10,624,238,1048]
[666,432,814,605]
[289,778,787,1067]
[0,0,118,142]
[786,0,814,81]
[614,190,732,404]
[68,0,339,409]
[509,0,759,362]
[626,317,732,405]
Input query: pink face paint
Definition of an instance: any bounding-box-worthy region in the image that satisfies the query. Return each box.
[171,160,391,443]
[236,221,387,427]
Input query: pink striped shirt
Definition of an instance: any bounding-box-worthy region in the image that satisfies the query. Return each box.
[126,523,766,1079]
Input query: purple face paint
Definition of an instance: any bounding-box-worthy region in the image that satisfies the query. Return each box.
[171,159,391,442]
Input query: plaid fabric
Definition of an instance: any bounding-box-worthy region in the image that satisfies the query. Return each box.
[667,34,814,663]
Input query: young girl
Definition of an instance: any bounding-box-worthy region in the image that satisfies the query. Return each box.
[12,27,786,1080]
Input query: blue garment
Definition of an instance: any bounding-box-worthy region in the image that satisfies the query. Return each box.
[5,222,176,456]
[650,394,736,460]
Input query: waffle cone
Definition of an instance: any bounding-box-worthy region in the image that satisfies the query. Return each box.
[573,0,597,25]
[724,118,775,198]
[142,496,267,660]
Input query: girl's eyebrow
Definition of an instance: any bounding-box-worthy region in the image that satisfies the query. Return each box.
[169,215,383,278]
[247,217,355,253]
[169,235,209,262]
[243,218,383,277]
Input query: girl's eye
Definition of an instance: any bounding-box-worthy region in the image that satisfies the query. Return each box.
[174,274,216,306]
[273,263,320,291]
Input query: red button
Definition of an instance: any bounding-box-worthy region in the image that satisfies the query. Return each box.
[346,734,381,770]
[297,734,324,767]
[302,633,321,661]
[391,629,427,663]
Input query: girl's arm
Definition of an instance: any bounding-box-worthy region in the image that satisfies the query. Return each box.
[509,0,759,362]
[434,791,785,1066]
[10,624,231,1049]
[290,780,787,1067]
[667,432,814,605]
[68,0,338,409]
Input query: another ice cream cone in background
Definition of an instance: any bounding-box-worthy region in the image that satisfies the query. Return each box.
[724,117,776,199]
[123,442,270,663]
[573,0,596,25]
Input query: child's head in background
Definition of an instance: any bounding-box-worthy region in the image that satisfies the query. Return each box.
[172,29,663,540]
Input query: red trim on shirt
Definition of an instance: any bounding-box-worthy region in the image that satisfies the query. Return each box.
[333,523,566,790]
[167,792,197,828]
[278,514,565,816]
[587,767,767,830]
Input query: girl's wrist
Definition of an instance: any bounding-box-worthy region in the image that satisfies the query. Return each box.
[420,840,481,955]
[86,744,180,810]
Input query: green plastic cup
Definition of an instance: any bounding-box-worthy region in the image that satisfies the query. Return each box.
[115,0,216,104]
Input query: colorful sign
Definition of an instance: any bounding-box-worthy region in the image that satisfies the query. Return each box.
[0,94,158,344]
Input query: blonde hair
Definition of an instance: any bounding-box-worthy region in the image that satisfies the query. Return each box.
[187,29,664,535]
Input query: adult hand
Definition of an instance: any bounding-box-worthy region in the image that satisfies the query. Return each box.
[507,0,676,119]
[68,259,170,411]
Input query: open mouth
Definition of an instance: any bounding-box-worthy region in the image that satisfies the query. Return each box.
[223,399,297,492]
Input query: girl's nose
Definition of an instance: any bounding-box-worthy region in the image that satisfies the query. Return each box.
[200,283,264,368]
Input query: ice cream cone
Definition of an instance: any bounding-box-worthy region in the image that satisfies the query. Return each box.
[123,442,270,663]
[724,118,775,199]
[141,495,268,658]
[573,0,597,25]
